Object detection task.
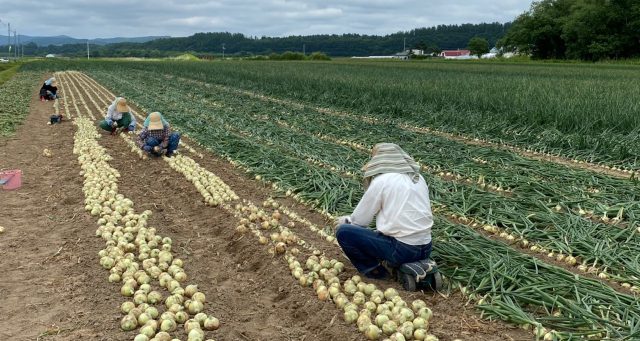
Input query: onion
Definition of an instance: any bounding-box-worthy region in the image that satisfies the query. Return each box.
[357,314,372,332]
[382,320,398,335]
[398,321,414,338]
[133,334,149,341]
[203,316,220,330]
[134,293,148,305]
[139,324,155,338]
[146,307,159,319]
[424,335,439,341]
[148,291,163,304]
[121,284,135,297]
[344,310,359,324]
[187,300,204,314]
[384,288,399,300]
[121,301,136,314]
[364,324,381,340]
[175,311,189,323]
[412,317,427,330]
[155,331,172,341]
[352,292,366,305]
[137,312,152,325]
[411,300,427,312]
[192,292,206,303]
[160,318,177,332]
[375,314,390,327]
[417,307,433,321]
[413,328,427,340]
[188,328,205,340]
[174,271,188,282]
[194,312,208,325]
[121,314,138,331]
[390,332,406,341]
[160,312,176,321]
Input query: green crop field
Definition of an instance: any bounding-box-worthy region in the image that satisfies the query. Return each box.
[10,59,640,340]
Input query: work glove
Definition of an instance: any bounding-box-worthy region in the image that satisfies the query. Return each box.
[127,125,136,133]
[153,146,161,153]
[335,215,351,229]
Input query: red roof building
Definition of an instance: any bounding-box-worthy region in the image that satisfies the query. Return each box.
[439,50,471,58]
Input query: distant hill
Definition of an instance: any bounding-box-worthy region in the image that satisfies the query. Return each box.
[0,35,169,46]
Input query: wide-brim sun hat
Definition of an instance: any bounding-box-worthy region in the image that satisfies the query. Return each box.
[147,112,164,130]
[116,98,130,113]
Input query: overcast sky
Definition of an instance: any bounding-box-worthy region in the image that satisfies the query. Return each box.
[0,0,533,38]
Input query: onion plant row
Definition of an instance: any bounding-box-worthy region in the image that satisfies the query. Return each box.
[0,70,43,136]
[36,59,640,168]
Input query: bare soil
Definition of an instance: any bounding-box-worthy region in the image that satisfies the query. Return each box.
[0,73,532,341]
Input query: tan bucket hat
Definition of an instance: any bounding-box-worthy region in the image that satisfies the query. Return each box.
[116,98,130,113]
[147,112,164,130]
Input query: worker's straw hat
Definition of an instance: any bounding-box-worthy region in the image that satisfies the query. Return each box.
[116,98,130,113]
[148,112,164,130]
[51,80,58,87]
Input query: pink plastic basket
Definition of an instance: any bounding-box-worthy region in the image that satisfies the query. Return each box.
[0,169,22,190]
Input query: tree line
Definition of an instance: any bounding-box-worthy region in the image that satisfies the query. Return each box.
[2,23,509,58]
[499,0,640,60]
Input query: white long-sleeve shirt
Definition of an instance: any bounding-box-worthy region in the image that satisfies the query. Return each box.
[106,98,136,125]
[350,173,433,245]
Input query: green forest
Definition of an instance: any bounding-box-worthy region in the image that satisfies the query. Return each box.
[499,0,640,60]
[7,23,509,58]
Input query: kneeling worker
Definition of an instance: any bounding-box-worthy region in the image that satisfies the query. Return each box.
[99,97,136,134]
[137,112,180,157]
[336,143,433,279]
[39,77,58,100]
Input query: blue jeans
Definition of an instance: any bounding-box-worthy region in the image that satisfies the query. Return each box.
[336,224,432,279]
[144,133,180,156]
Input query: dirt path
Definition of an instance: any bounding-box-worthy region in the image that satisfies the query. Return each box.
[0,72,531,341]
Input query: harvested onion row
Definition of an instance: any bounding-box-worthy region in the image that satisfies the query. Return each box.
[57,73,86,120]
[53,72,71,119]
[72,71,204,159]
[62,71,98,121]
[165,154,239,206]
[70,97,219,340]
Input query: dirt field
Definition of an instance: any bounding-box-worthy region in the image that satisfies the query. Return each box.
[0,72,531,341]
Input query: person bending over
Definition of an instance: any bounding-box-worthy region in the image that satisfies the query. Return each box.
[39,77,58,101]
[99,97,136,134]
[336,143,433,279]
[137,112,180,157]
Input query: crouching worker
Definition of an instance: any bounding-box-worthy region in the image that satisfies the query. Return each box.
[137,112,180,157]
[99,97,136,134]
[39,77,58,101]
[336,143,433,280]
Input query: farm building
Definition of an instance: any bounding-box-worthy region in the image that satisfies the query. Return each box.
[439,49,471,59]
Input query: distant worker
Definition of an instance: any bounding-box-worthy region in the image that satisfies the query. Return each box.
[99,97,136,135]
[39,77,58,101]
[137,112,181,157]
[335,143,433,279]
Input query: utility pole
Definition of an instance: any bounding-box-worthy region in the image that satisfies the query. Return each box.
[8,22,11,59]
[403,37,406,52]
[303,43,305,56]
[14,30,17,59]
[222,43,225,60]
[87,40,90,59]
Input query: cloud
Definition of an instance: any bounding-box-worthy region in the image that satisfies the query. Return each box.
[0,0,533,38]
